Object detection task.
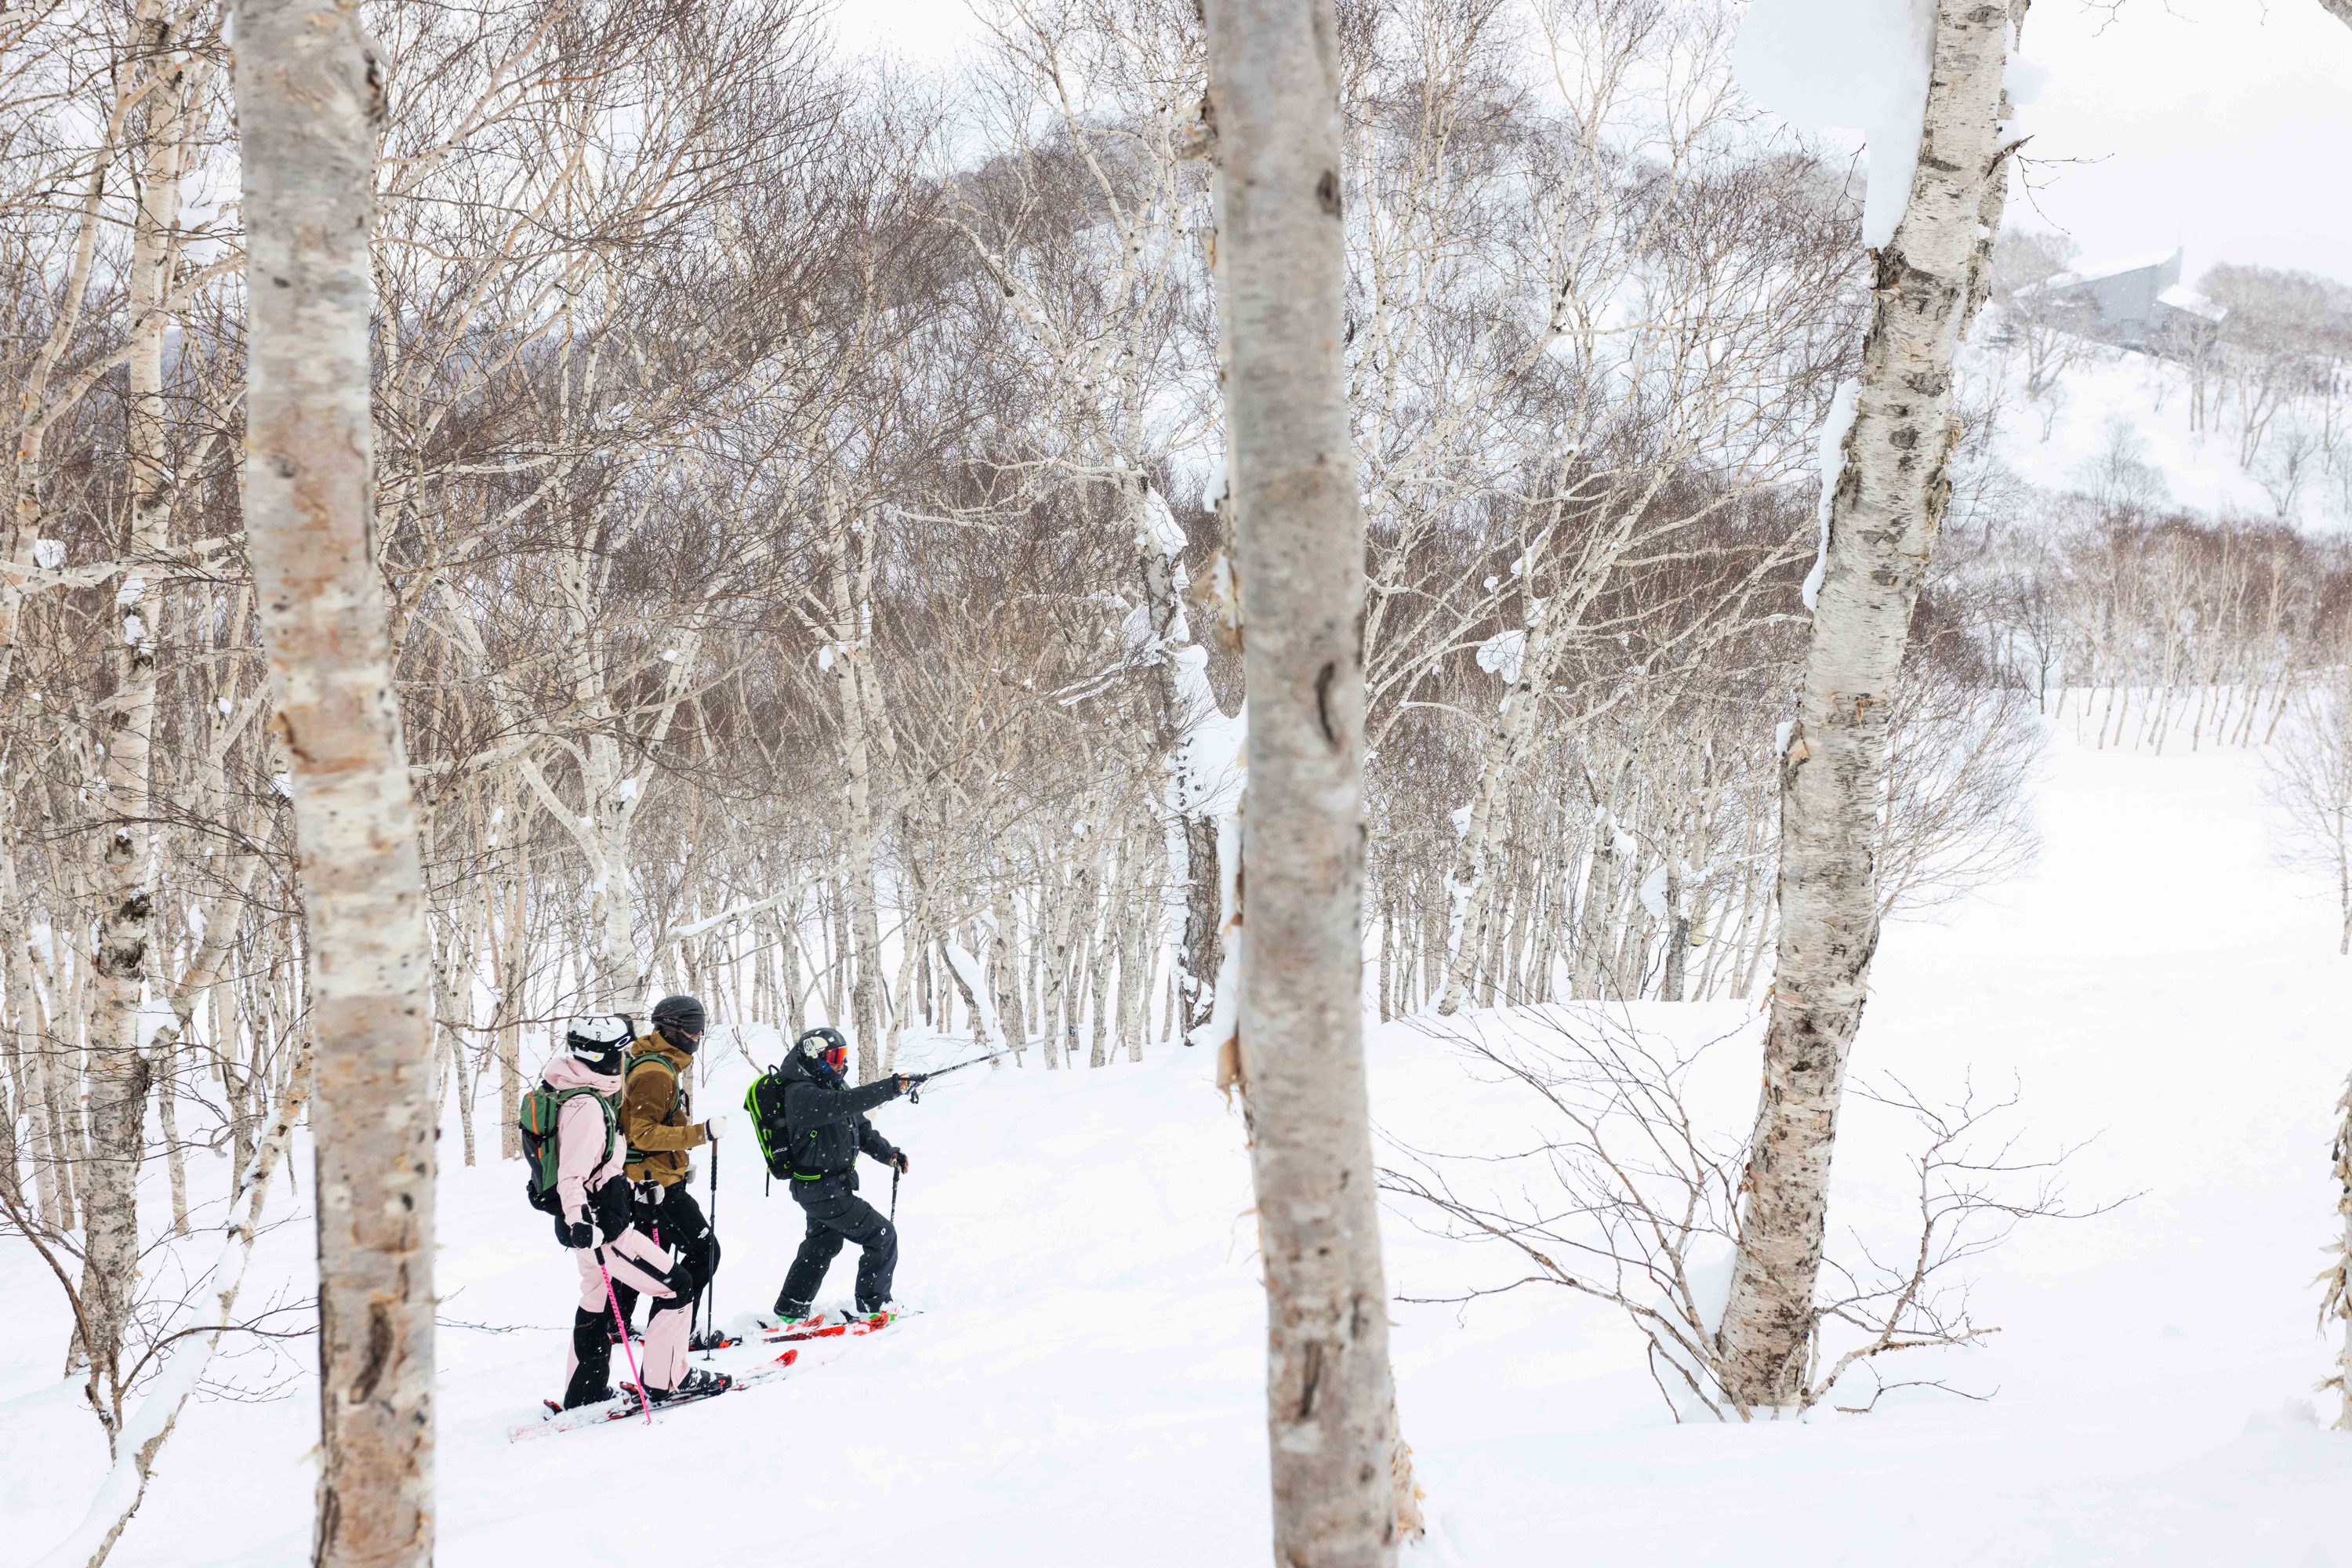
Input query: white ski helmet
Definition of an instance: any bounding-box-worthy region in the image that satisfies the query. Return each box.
[564,1014,634,1075]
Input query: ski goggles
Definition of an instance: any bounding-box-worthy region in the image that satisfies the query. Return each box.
[567,1014,633,1047]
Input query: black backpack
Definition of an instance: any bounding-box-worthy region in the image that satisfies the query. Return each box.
[744,1069,797,1181]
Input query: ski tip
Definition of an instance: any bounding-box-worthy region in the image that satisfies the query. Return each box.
[773,1346,800,1366]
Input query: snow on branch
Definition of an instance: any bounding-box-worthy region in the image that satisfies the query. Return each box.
[1733,0,1937,248]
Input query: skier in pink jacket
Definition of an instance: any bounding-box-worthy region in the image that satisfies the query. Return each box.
[545,1017,731,1408]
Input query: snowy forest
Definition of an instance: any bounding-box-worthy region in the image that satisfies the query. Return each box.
[5,0,2352,1563]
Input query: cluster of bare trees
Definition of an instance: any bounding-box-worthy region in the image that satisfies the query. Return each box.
[1386,1014,2109,1421]
[0,0,2198,1550]
[2198,266,2352,517]
[1968,492,2352,750]
[1991,230,2352,524]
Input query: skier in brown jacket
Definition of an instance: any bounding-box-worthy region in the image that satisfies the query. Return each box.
[615,994,728,1348]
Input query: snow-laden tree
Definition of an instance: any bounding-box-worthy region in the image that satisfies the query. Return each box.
[1714,0,2020,1412]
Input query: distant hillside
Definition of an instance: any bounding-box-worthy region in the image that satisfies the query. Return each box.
[1971,244,2352,528]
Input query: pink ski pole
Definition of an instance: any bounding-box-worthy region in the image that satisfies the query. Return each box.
[600,1250,654,1425]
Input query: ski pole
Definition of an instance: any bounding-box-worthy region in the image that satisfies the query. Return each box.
[704,1139,719,1355]
[891,1163,899,1225]
[600,1250,654,1425]
[902,1041,1022,1102]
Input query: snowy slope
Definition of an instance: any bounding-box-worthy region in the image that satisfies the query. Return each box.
[7,720,2352,1566]
[1976,337,2299,521]
[1387,725,2352,1564]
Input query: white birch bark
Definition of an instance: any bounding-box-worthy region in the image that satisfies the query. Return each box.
[1139,493,1229,1045]
[1199,0,1400,1555]
[5,845,67,1230]
[804,484,894,1080]
[949,25,1223,1047]
[144,852,261,1236]
[75,0,198,1421]
[231,4,438,1561]
[1714,0,2013,1410]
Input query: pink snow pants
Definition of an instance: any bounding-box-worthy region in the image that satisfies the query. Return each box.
[567,1227,690,1392]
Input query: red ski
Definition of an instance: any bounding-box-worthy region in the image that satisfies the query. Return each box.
[760,1309,898,1344]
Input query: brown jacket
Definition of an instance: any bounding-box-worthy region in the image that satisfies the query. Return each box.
[621,1034,706,1185]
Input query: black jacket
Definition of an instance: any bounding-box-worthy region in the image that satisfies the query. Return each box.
[760,1053,901,1183]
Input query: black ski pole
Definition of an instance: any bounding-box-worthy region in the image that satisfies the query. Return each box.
[706,1135,719,1352]
[891,1163,900,1225]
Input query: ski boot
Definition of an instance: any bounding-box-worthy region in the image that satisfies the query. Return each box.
[646,1367,733,1405]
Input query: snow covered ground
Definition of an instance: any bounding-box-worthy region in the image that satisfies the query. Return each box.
[6,718,2351,1566]
[1978,336,2305,524]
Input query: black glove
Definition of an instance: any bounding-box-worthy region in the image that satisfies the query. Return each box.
[557,1215,596,1250]
[591,1178,634,1243]
[891,1149,911,1174]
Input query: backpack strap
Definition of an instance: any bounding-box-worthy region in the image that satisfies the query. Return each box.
[745,1073,782,1157]
[557,1083,619,1168]
[627,1051,682,1117]
[524,1084,618,1199]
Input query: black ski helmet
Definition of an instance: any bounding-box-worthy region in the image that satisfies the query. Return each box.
[565,1014,633,1076]
[651,994,706,1053]
[795,1026,850,1079]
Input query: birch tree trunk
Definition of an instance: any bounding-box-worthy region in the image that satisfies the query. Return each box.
[1137,490,1227,1044]
[6,842,67,1227]
[817,493,890,1080]
[232,4,438,1562]
[1713,0,2012,1411]
[1200,0,1401,1556]
[586,728,644,1009]
[75,0,196,1425]
[492,860,526,1160]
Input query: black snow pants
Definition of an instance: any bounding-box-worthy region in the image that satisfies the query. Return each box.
[775,1174,896,1316]
[564,1308,613,1408]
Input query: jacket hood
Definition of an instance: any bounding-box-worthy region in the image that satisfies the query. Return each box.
[630,1035,693,1073]
[771,1051,839,1087]
[541,1054,622,1096]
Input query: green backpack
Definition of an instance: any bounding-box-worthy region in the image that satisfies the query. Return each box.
[518,1083,617,1214]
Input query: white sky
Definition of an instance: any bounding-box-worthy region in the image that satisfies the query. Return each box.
[838,0,2352,285]
[2006,0,2352,284]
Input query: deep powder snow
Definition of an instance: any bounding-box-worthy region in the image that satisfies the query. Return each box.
[4,719,2350,1566]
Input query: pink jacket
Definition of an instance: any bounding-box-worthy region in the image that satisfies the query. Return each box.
[543,1055,626,1227]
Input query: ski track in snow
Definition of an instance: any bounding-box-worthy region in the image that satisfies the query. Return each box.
[5,722,2352,1565]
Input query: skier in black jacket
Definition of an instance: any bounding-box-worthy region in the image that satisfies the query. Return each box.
[767,1027,919,1321]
